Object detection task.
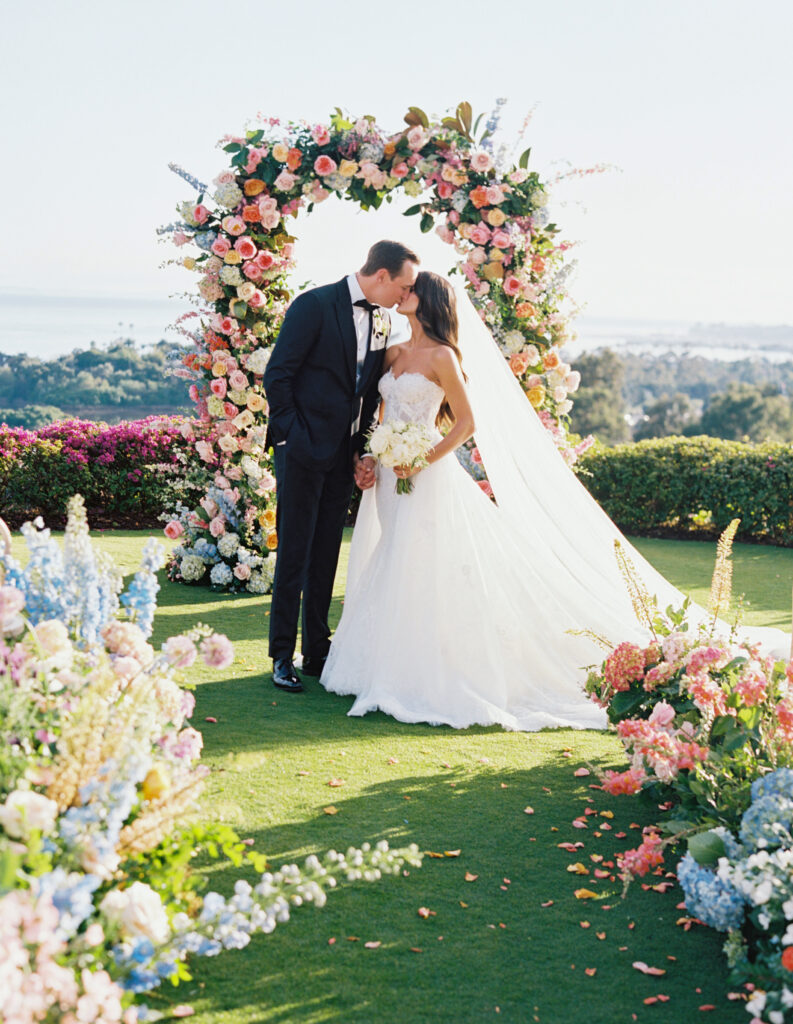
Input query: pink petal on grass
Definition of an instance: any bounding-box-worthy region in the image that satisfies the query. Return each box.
[574,768,590,777]
[633,961,666,976]
[204,717,217,723]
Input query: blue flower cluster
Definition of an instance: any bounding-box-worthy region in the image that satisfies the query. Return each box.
[751,768,793,803]
[112,937,178,993]
[120,538,165,638]
[740,793,793,852]
[30,868,102,940]
[677,852,746,931]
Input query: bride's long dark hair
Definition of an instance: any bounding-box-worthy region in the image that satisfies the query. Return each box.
[412,271,466,429]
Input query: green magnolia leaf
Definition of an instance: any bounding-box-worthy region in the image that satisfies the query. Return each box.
[230,299,248,319]
[403,204,423,217]
[661,819,696,836]
[519,146,532,169]
[473,112,486,136]
[407,105,429,128]
[687,830,726,866]
[419,212,434,234]
[457,101,473,135]
[610,689,646,717]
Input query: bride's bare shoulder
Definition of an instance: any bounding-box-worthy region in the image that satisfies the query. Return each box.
[384,343,407,368]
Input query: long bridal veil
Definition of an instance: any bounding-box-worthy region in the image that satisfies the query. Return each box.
[452,281,790,660]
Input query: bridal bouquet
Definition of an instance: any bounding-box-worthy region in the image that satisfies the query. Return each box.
[367,419,433,494]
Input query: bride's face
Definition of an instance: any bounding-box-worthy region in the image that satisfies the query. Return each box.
[396,289,419,315]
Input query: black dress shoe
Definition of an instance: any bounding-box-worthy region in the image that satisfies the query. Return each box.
[300,655,327,677]
[272,658,303,692]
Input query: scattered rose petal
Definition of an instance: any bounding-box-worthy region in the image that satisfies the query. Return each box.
[298,770,311,776]
[574,889,599,900]
[323,806,338,815]
[633,962,666,975]
[600,810,614,818]
[328,778,344,787]
[572,820,588,829]
[387,757,399,764]
[364,941,381,949]
[585,967,597,976]
[459,901,468,908]
[698,1007,716,1012]
[594,869,610,879]
[328,937,336,945]
[417,907,436,918]
[567,863,589,875]
[580,921,591,929]
[346,936,358,942]
[574,768,590,777]
[464,871,479,882]
[524,806,535,814]
[541,900,554,907]
[643,997,659,1006]
[242,838,254,846]
[558,842,584,852]
[445,850,461,857]
[410,947,423,953]
[426,851,445,858]
[596,932,606,940]
[204,716,217,723]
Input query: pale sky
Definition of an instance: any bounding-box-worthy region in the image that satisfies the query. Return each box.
[2,0,791,325]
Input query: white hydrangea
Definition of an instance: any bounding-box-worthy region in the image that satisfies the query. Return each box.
[210,562,234,586]
[217,532,240,558]
[207,396,226,417]
[177,201,200,226]
[214,182,243,209]
[180,555,206,582]
[245,348,271,375]
[403,180,423,197]
[246,571,270,595]
[501,330,525,355]
[220,266,243,287]
[240,455,263,480]
[227,388,248,405]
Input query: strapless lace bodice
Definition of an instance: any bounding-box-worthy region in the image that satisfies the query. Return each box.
[378,370,444,431]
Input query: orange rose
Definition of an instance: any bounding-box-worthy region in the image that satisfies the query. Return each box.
[469,185,490,209]
[272,143,289,162]
[543,349,561,371]
[286,148,303,171]
[259,508,276,529]
[244,179,266,197]
[783,947,793,971]
[242,204,262,223]
[486,208,507,227]
[509,351,530,376]
[384,140,397,157]
[528,385,545,408]
[266,531,278,550]
[515,302,537,319]
[532,256,546,274]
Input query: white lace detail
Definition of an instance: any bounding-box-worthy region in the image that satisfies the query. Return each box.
[379,370,444,431]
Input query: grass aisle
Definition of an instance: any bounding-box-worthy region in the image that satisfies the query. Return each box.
[12,531,791,1023]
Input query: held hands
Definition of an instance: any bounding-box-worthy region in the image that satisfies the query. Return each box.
[393,465,418,480]
[353,453,377,490]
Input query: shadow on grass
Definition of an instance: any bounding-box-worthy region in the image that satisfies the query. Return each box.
[153,763,745,1024]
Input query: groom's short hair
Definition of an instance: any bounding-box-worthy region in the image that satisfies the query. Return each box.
[361,240,419,278]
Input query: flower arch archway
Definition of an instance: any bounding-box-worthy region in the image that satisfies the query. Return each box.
[161,102,586,592]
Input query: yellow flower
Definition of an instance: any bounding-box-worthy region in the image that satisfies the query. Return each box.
[182,257,196,270]
[142,765,170,802]
[266,531,278,550]
[212,362,227,377]
[488,248,505,262]
[528,385,546,408]
[483,261,505,281]
[486,208,507,227]
[451,170,468,186]
[224,250,242,265]
[272,143,289,163]
[339,159,359,177]
[259,508,276,529]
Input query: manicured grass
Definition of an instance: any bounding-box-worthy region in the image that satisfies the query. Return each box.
[8,529,792,1023]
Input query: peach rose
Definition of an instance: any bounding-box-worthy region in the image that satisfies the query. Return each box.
[195,441,214,462]
[248,289,265,309]
[515,302,537,319]
[247,392,266,412]
[469,247,486,266]
[228,369,248,390]
[406,125,428,150]
[482,261,505,281]
[486,208,507,227]
[234,563,252,581]
[234,237,257,260]
[286,148,303,171]
[470,152,494,173]
[212,361,228,376]
[314,155,337,176]
[274,170,296,192]
[221,215,246,236]
[272,142,289,162]
[435,224,455,244]
[486,184,506,205]
[242,204,262,223]
[509,351,530,376]
[209,516,226,538]
[211,237,231,257]
[503,275,522,296]
[258,196,280,230]
[532,255,547,274]
[339,159,358,177]
[244,179,266,197]
[543,349,561,371]
[470,185,490,209]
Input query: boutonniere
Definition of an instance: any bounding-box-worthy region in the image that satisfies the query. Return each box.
[372,309,390,342]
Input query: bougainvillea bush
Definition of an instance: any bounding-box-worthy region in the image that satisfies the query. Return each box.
[0,498,421,1022]
[160,100,594,589]
[582,526,793,1023]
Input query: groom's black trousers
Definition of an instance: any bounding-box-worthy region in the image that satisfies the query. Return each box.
[268,438,355,662]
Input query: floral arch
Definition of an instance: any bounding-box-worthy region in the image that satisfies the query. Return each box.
[161,101,587,592]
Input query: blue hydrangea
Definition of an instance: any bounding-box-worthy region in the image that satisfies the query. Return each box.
[193,537,219,564]
[31,868,102,939]
[206,486,242,529]
[210,562,233,586]
[677,853,745,931]
[751,768,793,803]
[740,794,793,852]
[193,230,217,251]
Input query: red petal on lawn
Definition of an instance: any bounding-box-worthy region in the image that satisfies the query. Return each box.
[346,936,359,942]
[574,768,590,777]
[594,869,610,879]
[524,806,535,814]
[698,1007,716,1012]
[572,820,588,829]
[387,757,399,764]
[596,932,606,940]
[579,921,591,928]
[542,786,552,793]
[585,967,597,976]
[643,997,659,1005]
[541,900,554,907]
[558,842,583,852]
[204,717,217,723]
[297,770,311,776]
[656,995,670,1002]
[410,947,423,953]
[328,937,336,945]
[615,831,627,838]
[242,838,254,845]
[328,778,344,787]
[584,807,598,816]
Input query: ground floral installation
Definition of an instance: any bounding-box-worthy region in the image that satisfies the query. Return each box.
[0,496,421,1024]
[581,523,793,1022]
[159,100,594,592]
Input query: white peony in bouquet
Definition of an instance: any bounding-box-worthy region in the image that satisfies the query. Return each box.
[367,419,434,495]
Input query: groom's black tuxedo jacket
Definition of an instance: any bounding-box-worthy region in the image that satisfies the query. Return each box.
[263,278,390,472]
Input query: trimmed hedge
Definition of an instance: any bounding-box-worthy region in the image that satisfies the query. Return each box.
[0,416,192,528]
[577,435,793,546]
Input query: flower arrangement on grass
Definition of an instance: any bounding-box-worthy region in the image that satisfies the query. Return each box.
[0,498,421,1022]
[581,522,793,1023]
[161,100,592,590]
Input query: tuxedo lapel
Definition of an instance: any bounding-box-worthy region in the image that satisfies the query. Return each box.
[332,279,357,386]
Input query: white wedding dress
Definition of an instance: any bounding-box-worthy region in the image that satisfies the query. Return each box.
[320,287,789,731]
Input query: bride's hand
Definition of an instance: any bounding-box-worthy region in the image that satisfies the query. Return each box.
[393,464,417,480]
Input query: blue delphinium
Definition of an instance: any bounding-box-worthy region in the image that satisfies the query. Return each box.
[677,853,746,931]
[120,538,165,638]
[206,486,242,529]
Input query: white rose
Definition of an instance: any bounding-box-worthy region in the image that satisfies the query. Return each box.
[565,370,581,393]
[0,790,58,839]
[501,331,524,356]
[236,282,256,302]
[557,399,573,415]
[244,349,271,375]
[218,434,239,453]
[101,882,170,944]
[553,385,568,403]
[31,619,73,670]
[525,345,541,366]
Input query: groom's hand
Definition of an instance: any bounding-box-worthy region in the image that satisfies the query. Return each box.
[353,454,376,490]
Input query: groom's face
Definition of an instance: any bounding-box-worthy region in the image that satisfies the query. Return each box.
[369,261,419,308]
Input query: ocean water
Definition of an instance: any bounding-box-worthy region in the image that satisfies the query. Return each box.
[1,291,791,365]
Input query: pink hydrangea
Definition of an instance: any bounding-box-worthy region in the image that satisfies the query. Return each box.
[162,635,198,669]
[200,633,234,670]
[603,642,646,693]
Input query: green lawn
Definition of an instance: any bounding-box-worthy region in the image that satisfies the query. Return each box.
[9,529,792,1023]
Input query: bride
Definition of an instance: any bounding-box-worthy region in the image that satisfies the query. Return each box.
[320,271,789,731]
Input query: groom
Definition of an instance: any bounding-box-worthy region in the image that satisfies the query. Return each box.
[263,240,420,692]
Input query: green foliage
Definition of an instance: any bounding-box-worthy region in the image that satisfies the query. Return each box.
[568,349,631,444]
[577,435,793,545]
[698,382,793,442]
[0,404,65,428]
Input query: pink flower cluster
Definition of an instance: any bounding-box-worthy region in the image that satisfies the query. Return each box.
[618,829,665,879]
[603,642,647,693]
[616,708,710,783]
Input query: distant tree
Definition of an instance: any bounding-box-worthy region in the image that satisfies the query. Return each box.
[698,382,793,441]
[633,392,699,440]
[0,404,65,428]
[569,349,631,444]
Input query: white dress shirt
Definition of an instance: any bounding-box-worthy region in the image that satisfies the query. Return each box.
[346,273,373,386]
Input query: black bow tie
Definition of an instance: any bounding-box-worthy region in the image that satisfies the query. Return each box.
[353,298,379,313]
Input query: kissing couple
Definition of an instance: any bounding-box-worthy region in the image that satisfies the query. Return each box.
[263,240,788,731]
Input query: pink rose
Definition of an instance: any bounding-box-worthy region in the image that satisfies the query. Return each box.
[470,152,494,173]
[218,317,235,334]
[477,480,494,498]
[469,224,491,246]
[486,184,506,205]
[282,243,294,258]
[258,196,280,230]
[221,216,246,236]
[565,370,581,393]
[214,474,229,488]
[503,275,522,296]
[200,633,234,669]
[406,125,428,150]
[233,563,252,581]
[243,260,263,281]
[210,237,231,257]
[195,441,214,462]
[471,447,483,465]
[248,290,265,309]
[225,464,243,480]
[215,170,236,184]
[209,516,226,538]
[228,370,248,391]
[256,251,275,270]
[164,521,184,540]
[649,701,676,728]
[162,635,198,669]
[312,125,331,145]
[188,384,199,402]
[491,229,511,249]
[314,155,337,176]
[526,374,543,389]
[193,204,210,224]
[210,378,227,398]
[274,170,297,192]
[435,224,455,244]
[391,162,409,179]
[508,168,529,184]
[448,210,460,225]
[200,497,218,516]
[234,237,257,260]
[173,231,188,247]
[436,181,454,199]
